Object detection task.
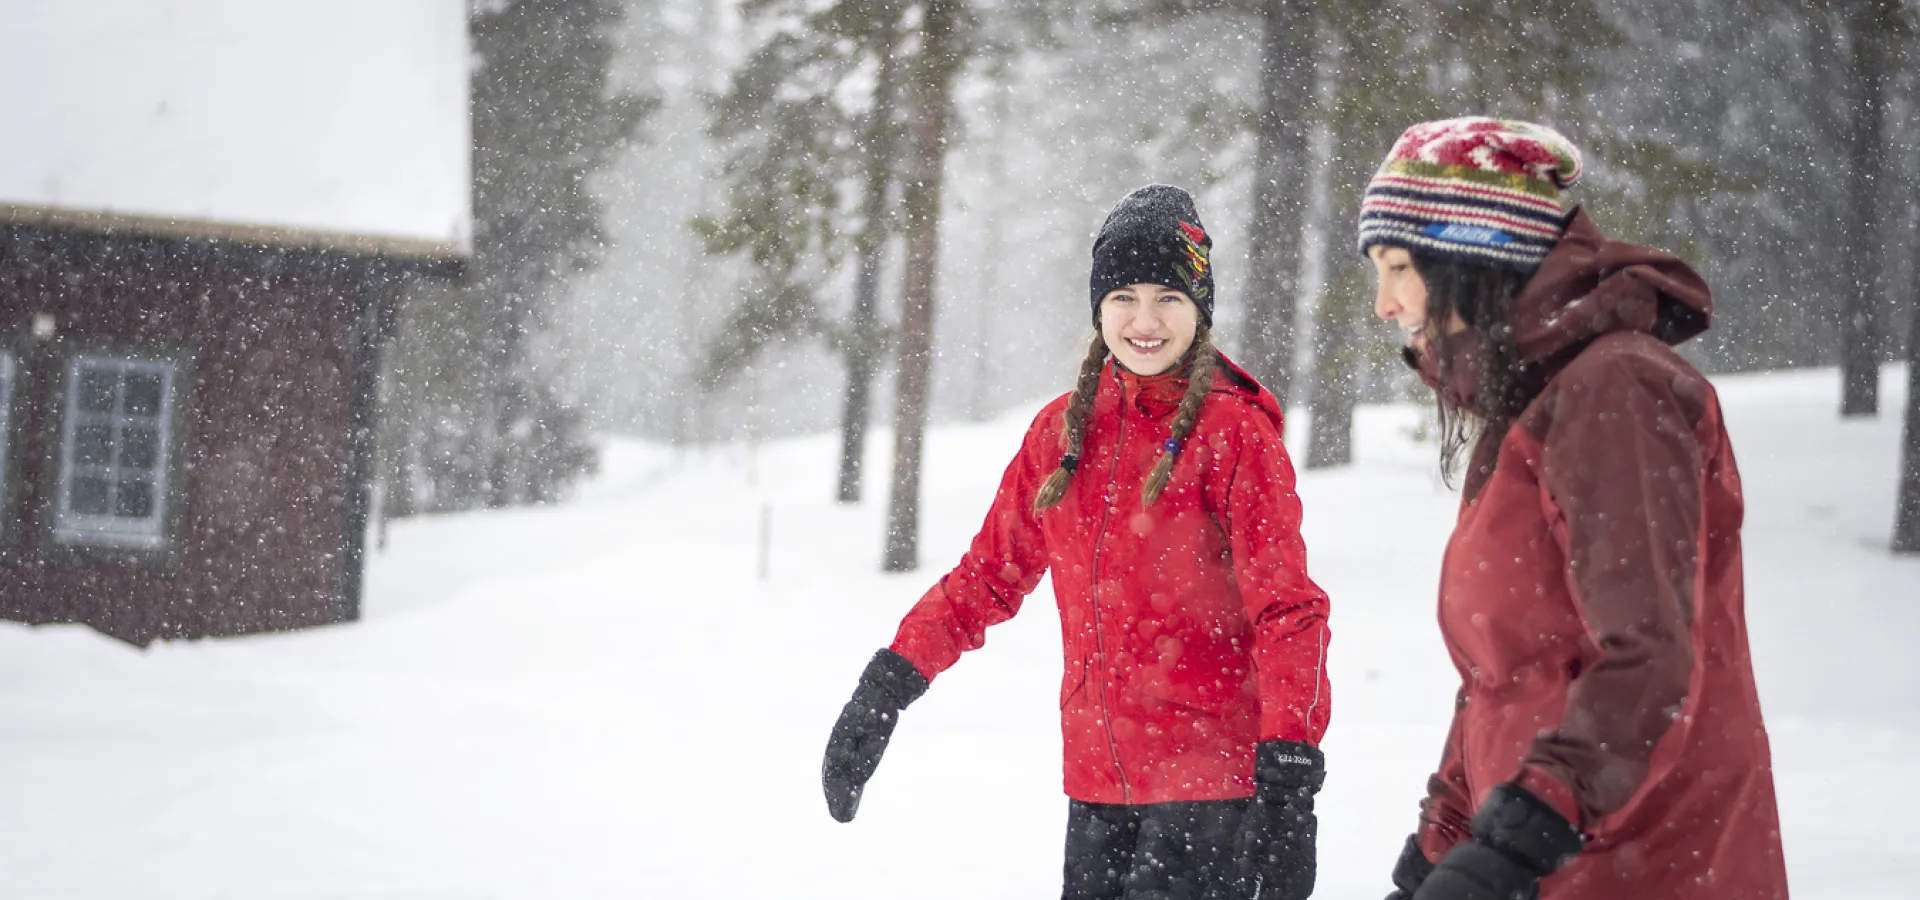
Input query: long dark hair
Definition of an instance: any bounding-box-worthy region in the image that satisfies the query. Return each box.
[1408,249,1539,486]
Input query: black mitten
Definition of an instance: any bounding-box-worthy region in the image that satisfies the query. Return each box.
[1411,783,1582,900]
[821,649,930,823]
[1385,833,1437,900]
[1235,740,1325,900]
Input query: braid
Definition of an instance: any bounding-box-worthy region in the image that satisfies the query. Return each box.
[1033,332,1110,512]
[1142,325,1216,507]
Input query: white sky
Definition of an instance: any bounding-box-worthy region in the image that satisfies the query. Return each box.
[0,1,470,254]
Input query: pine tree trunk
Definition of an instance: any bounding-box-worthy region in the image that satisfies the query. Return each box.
[1842,2,1892,417]
[968,85,1013,423]
[1894,288,1920,552]
[1239,0,1313,408]
[882,0,960,573]
[838,30,903,504]
[1307,39,1372,471]
[1307,265,1360,469]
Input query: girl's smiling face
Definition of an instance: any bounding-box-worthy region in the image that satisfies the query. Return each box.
[1099,283,1199,376]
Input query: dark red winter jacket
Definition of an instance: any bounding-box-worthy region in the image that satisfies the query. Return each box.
[1411,208,1788,899]
[889,354,1331,805]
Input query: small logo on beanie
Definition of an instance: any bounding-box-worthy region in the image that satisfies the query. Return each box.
[1423,223,1513,246]
[1177,221,1210,298]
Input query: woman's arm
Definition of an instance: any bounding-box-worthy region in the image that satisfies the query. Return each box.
[1521,349,1710,830]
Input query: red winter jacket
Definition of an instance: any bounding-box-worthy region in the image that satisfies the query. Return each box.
[889,354,1331,805]
[1411,209,1788,899]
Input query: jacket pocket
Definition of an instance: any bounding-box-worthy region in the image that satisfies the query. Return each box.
[1060,659,1089,709]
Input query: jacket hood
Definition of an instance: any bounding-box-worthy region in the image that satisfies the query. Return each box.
[1510,206,1712,366]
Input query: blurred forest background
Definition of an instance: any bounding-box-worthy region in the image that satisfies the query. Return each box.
[373,0,1920,562]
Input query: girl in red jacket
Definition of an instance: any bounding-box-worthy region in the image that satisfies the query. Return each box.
[1358,118,1788,900]
[823,184,1332,900]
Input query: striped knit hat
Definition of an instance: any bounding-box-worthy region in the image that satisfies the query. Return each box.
[1357,117,1582,270]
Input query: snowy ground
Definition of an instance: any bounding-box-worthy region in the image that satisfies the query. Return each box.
[0,366,1915,899]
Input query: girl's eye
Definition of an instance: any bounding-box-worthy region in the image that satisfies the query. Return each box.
[1159,294,1186,303]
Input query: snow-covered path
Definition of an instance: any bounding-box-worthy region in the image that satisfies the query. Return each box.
[0,367,1914,899]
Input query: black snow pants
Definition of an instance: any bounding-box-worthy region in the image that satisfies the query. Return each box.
[1062,797,1251,900]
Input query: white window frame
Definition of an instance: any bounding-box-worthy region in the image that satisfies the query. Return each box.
[54,354,178,549]
[0,350,14,526]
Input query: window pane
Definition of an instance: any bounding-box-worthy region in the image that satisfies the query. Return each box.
[115,476,154,519]
[124,373,165,417]
[74,423,114,466]
[121,425,159,470]
[78,369,118,413]
[59,355,179,547]
[72,475,112,516]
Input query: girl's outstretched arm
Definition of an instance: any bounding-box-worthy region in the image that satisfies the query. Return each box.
[888,401,1061,681]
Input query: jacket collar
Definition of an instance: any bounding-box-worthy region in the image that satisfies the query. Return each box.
[1112,357,1194,415]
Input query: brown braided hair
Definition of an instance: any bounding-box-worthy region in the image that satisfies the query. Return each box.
[1032,332,1110,511]
[1032,324,1218,512]
[1142,324,1217,506]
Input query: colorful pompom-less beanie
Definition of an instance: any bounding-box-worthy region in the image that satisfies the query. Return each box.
[1357,117,1583,270]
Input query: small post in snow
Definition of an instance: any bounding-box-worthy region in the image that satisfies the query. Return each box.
[757,503,772,581]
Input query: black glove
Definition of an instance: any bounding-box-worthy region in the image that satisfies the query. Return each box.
[1235,740,1325,899]
[1410,783,1582,900]
[821,648,930,823]
[1385,833,1437,900]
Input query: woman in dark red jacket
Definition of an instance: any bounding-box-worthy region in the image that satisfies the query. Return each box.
[822,185,1332,900]
[1358,118,1789,900]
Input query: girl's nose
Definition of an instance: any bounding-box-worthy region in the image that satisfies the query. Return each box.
[1132,303,1161,331]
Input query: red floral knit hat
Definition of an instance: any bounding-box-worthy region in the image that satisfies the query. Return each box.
[1356,117,1583,270]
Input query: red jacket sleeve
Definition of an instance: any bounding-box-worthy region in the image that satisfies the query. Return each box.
[1518,348,1708,829]
[1417,688,1476,862]
[1222,408,1332,745]
[888,405,1057,681]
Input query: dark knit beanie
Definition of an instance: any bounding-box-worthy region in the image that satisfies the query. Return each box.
[1090,184,1215,325]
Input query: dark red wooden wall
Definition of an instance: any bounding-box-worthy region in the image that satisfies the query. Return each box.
[0,224,383,644]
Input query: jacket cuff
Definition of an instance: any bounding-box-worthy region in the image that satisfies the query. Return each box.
[862,648,932,709]
[1512,765,1583,831]
[1252,739,1326,794]
[1391,833,1436,894]
[1416,825,1458,866]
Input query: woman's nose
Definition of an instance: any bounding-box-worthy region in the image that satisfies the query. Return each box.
[1373,284,1397,321]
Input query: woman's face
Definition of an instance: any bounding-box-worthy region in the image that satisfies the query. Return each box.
[1368,245,1460,352]
[1100,283,1200,376]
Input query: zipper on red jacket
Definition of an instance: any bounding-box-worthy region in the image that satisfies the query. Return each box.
[1087,366,1132,804]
